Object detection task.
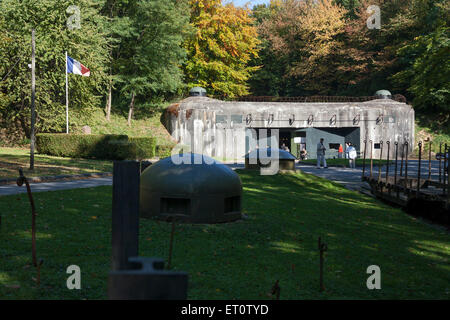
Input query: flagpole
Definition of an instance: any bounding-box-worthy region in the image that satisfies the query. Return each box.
[65,51,69,134]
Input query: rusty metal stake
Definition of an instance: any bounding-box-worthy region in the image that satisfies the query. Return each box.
[318,237,328,292]
[167,219,176,270]
[271,280,280,300]
[16,168,43,285]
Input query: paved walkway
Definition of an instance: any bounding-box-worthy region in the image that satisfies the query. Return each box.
[0,160,445,196]
[0,177,112,196]
[297,164,367,191]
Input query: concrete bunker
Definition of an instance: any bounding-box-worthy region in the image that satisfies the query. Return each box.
[140,154,242,224]
[163,92,415,160]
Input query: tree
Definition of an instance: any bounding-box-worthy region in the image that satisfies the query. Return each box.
[0,0,110,133]
[184,0,261,98]
[114,0,190,126]
[259,0,348,95]
[392,2,450,125]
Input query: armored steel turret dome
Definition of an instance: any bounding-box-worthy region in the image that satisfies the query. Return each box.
[245,148,297,171]
[375,90,392,99]
[140,153,242,224]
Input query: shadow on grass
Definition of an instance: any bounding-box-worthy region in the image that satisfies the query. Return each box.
[0,170,449,299]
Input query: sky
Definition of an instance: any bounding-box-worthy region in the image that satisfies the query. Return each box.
[227,0,270,7]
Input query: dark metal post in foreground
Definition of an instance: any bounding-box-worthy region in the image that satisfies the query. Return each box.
[111,161,140,271]
[108,161,188,300]
[318,237,328,292]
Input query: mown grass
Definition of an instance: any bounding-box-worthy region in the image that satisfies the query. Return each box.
[74,108,174,146]
[0,170,449,299]
[0,147,112,180]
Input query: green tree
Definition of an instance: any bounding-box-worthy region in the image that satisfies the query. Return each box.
[392,2,449,125]
[113,0,190,125]
[0,0,110,133]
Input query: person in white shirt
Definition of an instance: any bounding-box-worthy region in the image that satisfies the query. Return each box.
[346,143,357,168]
[316,138,327,169]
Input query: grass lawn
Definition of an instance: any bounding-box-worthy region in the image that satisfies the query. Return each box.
[0,147,112,180]
[0,170,449,299]
[301,158,391,167]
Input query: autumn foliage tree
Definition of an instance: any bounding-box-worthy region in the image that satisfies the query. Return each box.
[184,0,260,98]
[259,0,347,95]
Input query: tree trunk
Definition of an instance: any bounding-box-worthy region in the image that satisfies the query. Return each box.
[127,92,135,127]
[105,79,112,121]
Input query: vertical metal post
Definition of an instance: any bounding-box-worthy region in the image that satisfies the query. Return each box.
[66,51,69,134]
[405,142,409,196]
[318,237,327,293]
[439,143,442,183]
[386,141,390,181]
[111,161,141,271]
[400,142,404,177]
[444,144,447,196]
[447,145,450,203]
[417,142,422,197]
[370,140,373,179]
[30,29,36,170]
[394,142,399,198]
[378,141,383,182]
[362,139,367,181]
[428,141,432,182]
[167,219,176,270]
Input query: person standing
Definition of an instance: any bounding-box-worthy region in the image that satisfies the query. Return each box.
[346,143,357,168]
[345,142,349,159]
[316,138,327,169]
[338,144,343,158]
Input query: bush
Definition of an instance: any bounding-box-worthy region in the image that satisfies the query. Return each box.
[36,134,156,160]
[155,144,175,158]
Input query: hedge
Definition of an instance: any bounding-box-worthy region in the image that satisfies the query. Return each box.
[36,134,157,160]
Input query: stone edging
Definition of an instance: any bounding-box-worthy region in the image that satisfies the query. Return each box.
[0,172,112,186]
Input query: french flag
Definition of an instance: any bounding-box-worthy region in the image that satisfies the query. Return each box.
[67,55,90,77]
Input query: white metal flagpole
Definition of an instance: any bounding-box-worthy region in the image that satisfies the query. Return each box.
[65,51,69,134]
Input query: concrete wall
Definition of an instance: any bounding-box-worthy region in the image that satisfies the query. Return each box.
[163,96,415,160]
